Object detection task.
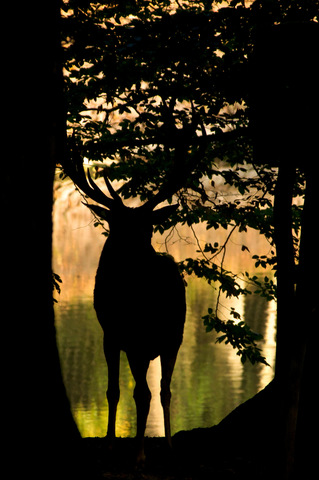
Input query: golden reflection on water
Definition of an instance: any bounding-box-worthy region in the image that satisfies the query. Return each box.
[53,181,276,438]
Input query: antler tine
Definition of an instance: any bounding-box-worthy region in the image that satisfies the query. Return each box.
[86,168,115,209]
[102,171,123,205]
[64,139,115,209]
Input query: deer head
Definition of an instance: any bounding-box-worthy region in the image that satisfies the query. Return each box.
[63,149,179,248]
[86,170,178,248]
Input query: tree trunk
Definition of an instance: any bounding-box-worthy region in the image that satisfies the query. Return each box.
[273,163,296,380]
[272,162,298,479]
[273,161,318,479]
[250,22,319,479]
[3,1,81,478]
[293,163,318,478]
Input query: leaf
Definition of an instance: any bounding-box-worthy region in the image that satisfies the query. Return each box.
[52,272,63,302]
[216,334,227,343]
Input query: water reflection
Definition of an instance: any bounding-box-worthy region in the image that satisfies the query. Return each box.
[53,182,276,438]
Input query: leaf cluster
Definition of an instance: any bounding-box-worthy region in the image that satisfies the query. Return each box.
[203,308,269,366]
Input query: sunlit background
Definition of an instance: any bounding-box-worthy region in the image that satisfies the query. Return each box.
[53,178,276,438]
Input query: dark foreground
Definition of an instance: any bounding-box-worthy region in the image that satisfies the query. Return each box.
[82,430,270,480]
[80,385,279,479]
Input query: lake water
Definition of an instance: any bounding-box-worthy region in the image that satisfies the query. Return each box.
[53,180,276,438]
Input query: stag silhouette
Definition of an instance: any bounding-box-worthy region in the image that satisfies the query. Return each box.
[66,162,186,464]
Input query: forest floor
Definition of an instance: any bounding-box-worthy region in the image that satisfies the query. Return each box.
[80,384,279,479]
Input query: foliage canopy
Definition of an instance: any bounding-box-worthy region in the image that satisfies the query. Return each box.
[61,0,318,364]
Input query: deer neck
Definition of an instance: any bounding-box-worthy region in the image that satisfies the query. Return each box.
[101,237,156,264]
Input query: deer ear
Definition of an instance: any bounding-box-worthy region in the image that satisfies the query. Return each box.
[151,204,178,225]
[84,203,112,222]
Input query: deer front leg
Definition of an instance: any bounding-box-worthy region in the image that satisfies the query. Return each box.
[127,353,151,465]
[160,351,178,449]
[104,341,120,441]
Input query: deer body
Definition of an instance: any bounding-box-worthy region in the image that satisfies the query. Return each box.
[81,183,186,463]
[95,243,185,360]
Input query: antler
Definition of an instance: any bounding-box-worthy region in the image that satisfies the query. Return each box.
[63,139,121,210]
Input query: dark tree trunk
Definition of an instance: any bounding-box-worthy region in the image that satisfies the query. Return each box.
[250,21,319,479]
[272,162,303,479]
[271,160,318,479]
[273,163,296,380]
[293,164,318,479]
[3,1,81,478]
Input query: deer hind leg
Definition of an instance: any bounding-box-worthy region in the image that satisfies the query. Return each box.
[104,341,120,441]
[127,353,151,465]
[160,350,178,449]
